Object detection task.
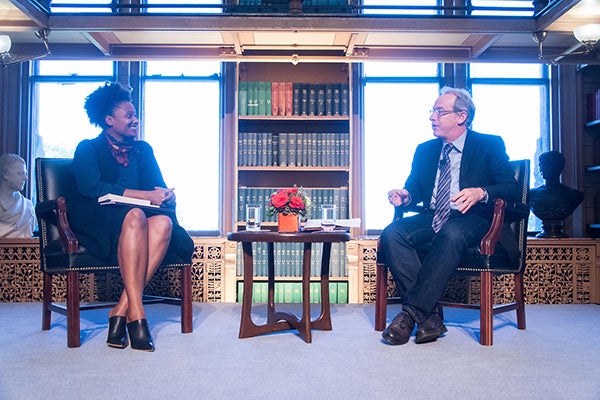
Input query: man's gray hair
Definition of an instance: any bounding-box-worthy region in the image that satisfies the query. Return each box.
[440,86,476,127]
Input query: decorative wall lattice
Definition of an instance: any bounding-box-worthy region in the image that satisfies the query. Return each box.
[0,237,226,303]
[355,237,600,305]
[1,237,598,304]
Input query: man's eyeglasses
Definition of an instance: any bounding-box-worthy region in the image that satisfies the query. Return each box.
[429,108,456,117]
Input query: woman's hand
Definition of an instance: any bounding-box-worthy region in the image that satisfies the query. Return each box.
[153,186,176,206]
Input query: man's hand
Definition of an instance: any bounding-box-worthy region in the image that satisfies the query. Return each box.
[452,187,486,213]
[387,188,410,207]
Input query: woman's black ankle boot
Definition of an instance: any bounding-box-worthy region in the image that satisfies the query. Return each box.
[127,319,155,352]
[107,316,128,349]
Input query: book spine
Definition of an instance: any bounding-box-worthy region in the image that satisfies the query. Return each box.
[317,84,325,116]
[308,84,317,116]
[292,83,301,116]
[265,81,272,116]
[238,81,248,116]
[300,83,309,116]
[271,81,279,116]
[285,82,293,116]
[257,81,266,116]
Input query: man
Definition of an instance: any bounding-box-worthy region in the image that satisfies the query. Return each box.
[378,86,521,345]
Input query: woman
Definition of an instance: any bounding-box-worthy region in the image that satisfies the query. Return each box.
[69,82,194,352]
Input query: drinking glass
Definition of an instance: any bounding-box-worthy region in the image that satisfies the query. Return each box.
[321,204,337,231]
[246,205,262,231]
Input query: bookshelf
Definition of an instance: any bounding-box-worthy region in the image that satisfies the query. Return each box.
[581,65,600,238]
[233,61,353,303]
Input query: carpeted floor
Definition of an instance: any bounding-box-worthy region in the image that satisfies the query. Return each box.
[0,302,598,400]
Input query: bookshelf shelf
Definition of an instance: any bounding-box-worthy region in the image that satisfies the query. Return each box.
[238,115,350,121]
[581,65,600,236]
[232,61,354,303]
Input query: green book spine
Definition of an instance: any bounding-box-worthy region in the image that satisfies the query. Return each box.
[238,81,248,116]
[275,282,285,303]
[237,281,243,302]
[260,281,268,303]
[329,282,338,304]
[292,282,302,303]
[310,282,319,303]
[265,81,272,116]
[283,282,294,303]
[300,83,309,116]
[337,282,348,303]
[258,81,266,116]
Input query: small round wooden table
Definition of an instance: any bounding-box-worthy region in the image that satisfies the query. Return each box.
[227,230,351,343]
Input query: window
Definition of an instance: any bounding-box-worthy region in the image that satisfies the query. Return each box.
[363,62,549,233]
[31,61,115,160]
[142,61,221,233]
[31,59,222,233]
[363,62,440,231]
[470,63,549,232]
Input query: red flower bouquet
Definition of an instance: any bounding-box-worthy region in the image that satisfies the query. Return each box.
[266,187,310,217]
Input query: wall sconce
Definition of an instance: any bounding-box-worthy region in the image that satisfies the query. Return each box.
[573,24,600,51]
[533,23,600,62]
[0,35,11,54]
[1,29,52,67]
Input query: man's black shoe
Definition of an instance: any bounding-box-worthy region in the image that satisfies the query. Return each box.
[415,313,447,344]
[381,311,414,345]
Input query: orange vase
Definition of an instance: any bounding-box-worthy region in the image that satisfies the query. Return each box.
[277,213,299,232]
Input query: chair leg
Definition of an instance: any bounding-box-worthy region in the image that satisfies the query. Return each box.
[66,270,81,348]
[180,264,193,333]
[479,271,493,346]
[42,273,53,331]
[514,272,526,330]
[375,263,387,331]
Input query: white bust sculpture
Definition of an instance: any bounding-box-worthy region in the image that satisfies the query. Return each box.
[0,153,35,238]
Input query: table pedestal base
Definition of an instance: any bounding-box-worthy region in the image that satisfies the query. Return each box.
[239,241,333,343]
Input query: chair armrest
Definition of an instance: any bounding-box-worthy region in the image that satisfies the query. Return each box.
[480,198,507,255]
[37,197,79,254]
[35,199,58,218]
[55,197,79,254]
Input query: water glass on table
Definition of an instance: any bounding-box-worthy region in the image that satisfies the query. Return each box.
[321,204,337,231]
[246,205,262,231]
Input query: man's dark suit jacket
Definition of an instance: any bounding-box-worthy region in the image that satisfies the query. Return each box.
[404,130,522,261]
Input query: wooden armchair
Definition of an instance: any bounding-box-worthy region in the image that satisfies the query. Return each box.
[375,159,530,345]
[35,158,193,348]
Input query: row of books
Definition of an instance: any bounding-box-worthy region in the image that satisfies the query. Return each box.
[586,89,600,123]
[238,81,350,117]
[235,241,347,277]
[237,187,349,223]
[235,0,349,6]
[237,281,349,304]
[237,132,350,167]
